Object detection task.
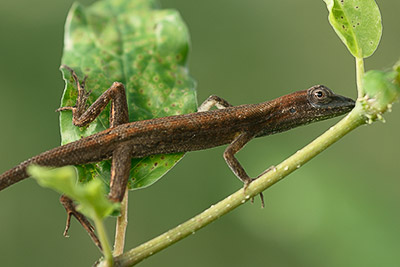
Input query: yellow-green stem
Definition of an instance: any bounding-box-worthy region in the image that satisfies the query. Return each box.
[114,103,366,267]
[356,57,365,98]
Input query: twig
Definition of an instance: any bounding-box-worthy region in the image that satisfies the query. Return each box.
[113,104,366,266]
[114,188,129,256]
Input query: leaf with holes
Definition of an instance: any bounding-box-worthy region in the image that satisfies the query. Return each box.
[323,0,382,58]
[59,0,197,190]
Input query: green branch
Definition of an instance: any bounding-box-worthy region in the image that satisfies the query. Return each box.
[112,103,367,266]
[109,57,400,265]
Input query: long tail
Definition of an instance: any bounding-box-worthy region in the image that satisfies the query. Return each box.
[0,139,110,191]
[0,148,79,191]
[0,158,36,190]
[0,148,68,190]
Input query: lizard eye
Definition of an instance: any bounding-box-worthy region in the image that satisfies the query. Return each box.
[308,85,332,105]
[314,90,324,98]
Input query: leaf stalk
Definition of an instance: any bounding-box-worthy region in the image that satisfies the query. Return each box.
[94,215,113,267]
[356,57,365,98]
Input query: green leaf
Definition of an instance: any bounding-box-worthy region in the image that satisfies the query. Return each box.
[28,165,119,219]
[59,0,197,189]
[323,0,382,58]
[362,68,400,116]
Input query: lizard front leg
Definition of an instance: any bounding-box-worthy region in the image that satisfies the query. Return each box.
[199,97,265,206]
[197,95,232,112]
[224,131,265,207]
[223,132,254,185]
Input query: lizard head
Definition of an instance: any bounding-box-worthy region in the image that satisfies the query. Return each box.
[304,85,355,121]
[257,85,355,137]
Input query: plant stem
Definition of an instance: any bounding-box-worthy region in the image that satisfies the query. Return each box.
[356,57,365,98]
[94,214,113,266]
[113,188,129,256]
[114,104,366,267]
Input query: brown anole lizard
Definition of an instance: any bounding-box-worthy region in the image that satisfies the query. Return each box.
[0,66,355,248]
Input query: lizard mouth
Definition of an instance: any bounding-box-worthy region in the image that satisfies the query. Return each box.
[310,94,355,122]
[330,94,356,114]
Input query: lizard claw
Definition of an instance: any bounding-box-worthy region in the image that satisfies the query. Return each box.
[248,166,277,208]
[258,165,276,178]
[82,75,88,89]
[55,106,75,113]
[58,65,92,122]
[251,192,265,208]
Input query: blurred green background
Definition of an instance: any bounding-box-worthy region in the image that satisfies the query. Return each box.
[0,0,399,266]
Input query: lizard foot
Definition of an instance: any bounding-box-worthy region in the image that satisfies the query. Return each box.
[59,195,102,251]
[57,65,91,118]
[243,178,265,208]
[243,165,276,208]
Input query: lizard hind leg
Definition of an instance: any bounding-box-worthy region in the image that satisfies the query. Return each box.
[57,66,132,248]
[57,65,131,202]
[57,65,129,128]
[59,195,102,251]
[57,65,91,123]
